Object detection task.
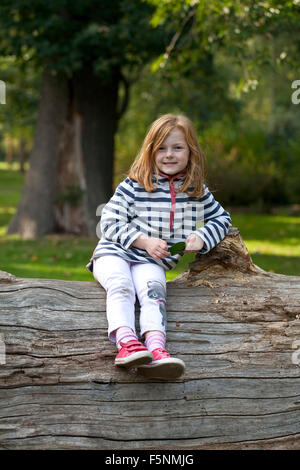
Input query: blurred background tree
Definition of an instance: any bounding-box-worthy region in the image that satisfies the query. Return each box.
[1,0,300,242]
[0,56,39,172]
[118,0,300,210]
[0,0,168,238]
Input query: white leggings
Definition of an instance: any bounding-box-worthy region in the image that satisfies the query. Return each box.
[93,256,167,342]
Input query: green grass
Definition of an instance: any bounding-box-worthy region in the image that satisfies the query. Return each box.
[230,213,300,276]
[0,161,299,281]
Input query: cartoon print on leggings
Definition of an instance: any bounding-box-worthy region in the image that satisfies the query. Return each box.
[147,280,167,327]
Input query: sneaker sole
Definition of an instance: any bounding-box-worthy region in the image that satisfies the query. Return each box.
[115,351,153,368]
[138,358,185,379]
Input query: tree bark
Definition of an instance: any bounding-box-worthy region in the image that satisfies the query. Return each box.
[7,64,69,238]
[7,62,121,238]
[54,64,121,236]
[72,63,120,236]
[18,135,27,174]
[54,93,88,235]
[0,227,299,450]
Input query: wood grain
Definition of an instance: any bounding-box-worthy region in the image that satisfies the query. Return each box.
[0,228,299,449]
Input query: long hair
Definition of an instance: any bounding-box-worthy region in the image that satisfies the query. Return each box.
[127,114,207,198]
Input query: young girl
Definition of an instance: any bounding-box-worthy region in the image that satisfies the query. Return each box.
[87,114,232,379]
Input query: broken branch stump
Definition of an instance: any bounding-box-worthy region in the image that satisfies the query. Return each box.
[0,227,299,449]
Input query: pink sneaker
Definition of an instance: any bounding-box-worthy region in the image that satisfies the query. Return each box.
[114,339,153,367]
[138,348,185,379]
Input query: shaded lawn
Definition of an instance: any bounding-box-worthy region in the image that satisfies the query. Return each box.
[231,213,300,277]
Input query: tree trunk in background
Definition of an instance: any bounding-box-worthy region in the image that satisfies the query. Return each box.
[54,93,88,235]
[73,63,120,236]
[7,62,121,238]
[5,137,14,165]
[7,64,69,238]
[18,135,27,174]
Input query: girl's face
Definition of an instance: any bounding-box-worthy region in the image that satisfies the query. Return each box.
[154,128,189,175]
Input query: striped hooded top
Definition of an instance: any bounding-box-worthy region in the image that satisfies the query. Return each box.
[87,173,232,272]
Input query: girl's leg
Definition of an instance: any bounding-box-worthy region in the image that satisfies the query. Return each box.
[115,326,138,350]
[131,262,185,379]
[93,256,137,342]
[130,262,167,338]
[144,330,166,351]
[93,256,153,368]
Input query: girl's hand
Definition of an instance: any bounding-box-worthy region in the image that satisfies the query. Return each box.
[144,237,170,259]
[184,233,204,253]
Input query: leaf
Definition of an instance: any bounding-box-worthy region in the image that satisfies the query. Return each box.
[151,53,165,72]
[169,241,186,255]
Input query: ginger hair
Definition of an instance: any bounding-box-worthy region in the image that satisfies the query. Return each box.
[127,114,206,198]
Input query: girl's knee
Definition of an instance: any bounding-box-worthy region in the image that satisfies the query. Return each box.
[107,275,135,297]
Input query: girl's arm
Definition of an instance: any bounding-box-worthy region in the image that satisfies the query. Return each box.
[131,234,170,259]
[100,178,142,250]
[190,185,232,254]
[100,177,170,259]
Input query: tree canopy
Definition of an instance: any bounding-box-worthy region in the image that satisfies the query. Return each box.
[0,0,168,79]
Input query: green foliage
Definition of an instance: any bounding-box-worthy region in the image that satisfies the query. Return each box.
[146,0,300,85]
[0,56,39,156]
[115,0,300,208]
[201,116,300,209]
[0,0,167,79]
[169,242,186,255]
[284,138,300,204]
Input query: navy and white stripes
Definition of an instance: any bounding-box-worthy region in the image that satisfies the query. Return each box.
[87,174,232,272]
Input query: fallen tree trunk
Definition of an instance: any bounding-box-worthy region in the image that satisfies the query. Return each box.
[0,227,299,450]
